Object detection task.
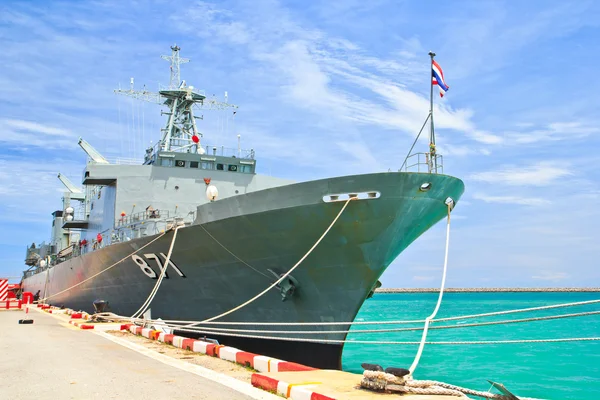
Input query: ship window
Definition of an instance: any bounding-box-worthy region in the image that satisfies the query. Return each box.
[240,165,252,173]
[160,158,172,167]
[202,162,214,170]
[216,163,224,171]
[228,164,238,172]
[175,160,186,168]
[419,182,432,192]
[190,161,199,168]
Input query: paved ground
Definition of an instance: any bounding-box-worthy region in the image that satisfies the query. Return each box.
[0,310,269,400]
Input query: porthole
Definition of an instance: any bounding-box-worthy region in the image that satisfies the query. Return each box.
[419,182,432,192]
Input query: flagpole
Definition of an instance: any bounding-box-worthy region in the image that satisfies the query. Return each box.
[428,51,436,173]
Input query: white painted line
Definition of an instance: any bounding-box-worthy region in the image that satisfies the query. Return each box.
[95,331,281,400]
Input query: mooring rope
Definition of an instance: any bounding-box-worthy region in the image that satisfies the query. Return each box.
[409,202,452,373]
[139,310,600,335]
[361,370,543,400]
[183,198,354,326]
[131,225,183,319]
[145,298,600,327]
[40,231,167,302]
[137,321,600,345]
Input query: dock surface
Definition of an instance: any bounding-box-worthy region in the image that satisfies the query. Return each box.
[0,310,261,400]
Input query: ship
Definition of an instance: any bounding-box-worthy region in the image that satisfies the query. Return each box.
[21,46,464,369]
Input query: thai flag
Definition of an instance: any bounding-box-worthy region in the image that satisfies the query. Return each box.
[432,60,449,97]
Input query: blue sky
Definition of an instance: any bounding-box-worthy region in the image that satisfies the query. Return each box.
[0,0,599,287]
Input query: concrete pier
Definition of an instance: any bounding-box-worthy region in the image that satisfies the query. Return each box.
[0,309,274,400]
[1,306,460,400]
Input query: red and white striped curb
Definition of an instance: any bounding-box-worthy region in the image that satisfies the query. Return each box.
[250,373,335,400]
[34,304,332,399]
[126,325,317,374]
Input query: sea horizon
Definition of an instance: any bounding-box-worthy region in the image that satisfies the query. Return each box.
[376,287,600,292]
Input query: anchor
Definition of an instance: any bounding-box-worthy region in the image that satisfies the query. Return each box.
[267,269,300,302]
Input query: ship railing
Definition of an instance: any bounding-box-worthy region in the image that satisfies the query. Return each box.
[202,145,255,160]
[158,83,206,96]
[401,152,444,174]
[104,157,144,165]
[145,141,256,161]
[116,209,171,227]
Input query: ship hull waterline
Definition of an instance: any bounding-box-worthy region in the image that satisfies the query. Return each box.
[23,171,465,369]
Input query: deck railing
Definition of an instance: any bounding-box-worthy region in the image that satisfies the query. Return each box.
[116,209,171,227]
[401,152,444,174]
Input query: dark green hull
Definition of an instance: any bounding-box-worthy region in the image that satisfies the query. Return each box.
[23,171,464,368]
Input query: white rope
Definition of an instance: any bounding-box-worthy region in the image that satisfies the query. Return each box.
[132,225,182,318]
[150,310,600,335]
[139,322,600,345]
[185,198,353,326]
[140,297,600,327]
[409,204,451,373]
[41,232,167,302]
[361,371,543,400]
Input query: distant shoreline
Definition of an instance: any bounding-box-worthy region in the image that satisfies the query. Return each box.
[375,288,600,293]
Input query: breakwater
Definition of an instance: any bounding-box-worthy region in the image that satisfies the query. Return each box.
[375,287,600,293]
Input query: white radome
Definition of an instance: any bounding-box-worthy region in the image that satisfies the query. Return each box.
[40,260,47,268]
[197,146,206,155]
[206,185,219,201]
[65,206,74,214]
[65,215,74,222]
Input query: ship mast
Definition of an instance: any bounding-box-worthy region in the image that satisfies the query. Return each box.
[162,44,189,90]
[114,45,238,157]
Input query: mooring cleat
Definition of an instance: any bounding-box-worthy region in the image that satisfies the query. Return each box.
[487,380,520,400]
[385,367,411,377]
[361,363,383,372]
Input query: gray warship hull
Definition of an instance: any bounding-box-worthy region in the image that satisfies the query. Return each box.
[23,171,464,369]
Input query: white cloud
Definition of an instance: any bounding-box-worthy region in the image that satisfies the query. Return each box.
[412,275,436,282]
[532,272,570,281]
[470,162,572,186]
[3,119,72,137]
[473,193,551,206]
[0,119,76,149]
[176,0,504,157]
[506,121,599,144]
[471,130,504,145]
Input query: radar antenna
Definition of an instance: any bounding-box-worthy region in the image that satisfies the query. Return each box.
[114,45,238,156]
[161,44,189,89]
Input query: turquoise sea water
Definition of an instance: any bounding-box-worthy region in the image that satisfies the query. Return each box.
[341,293,600,400]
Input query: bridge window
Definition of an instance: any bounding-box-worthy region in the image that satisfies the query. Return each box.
[240,165,252,173]
[216,163,224,171]
[175,160,186,168]
[190,161,199,168]
[228,164,238,172]
[202,162,214,170]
